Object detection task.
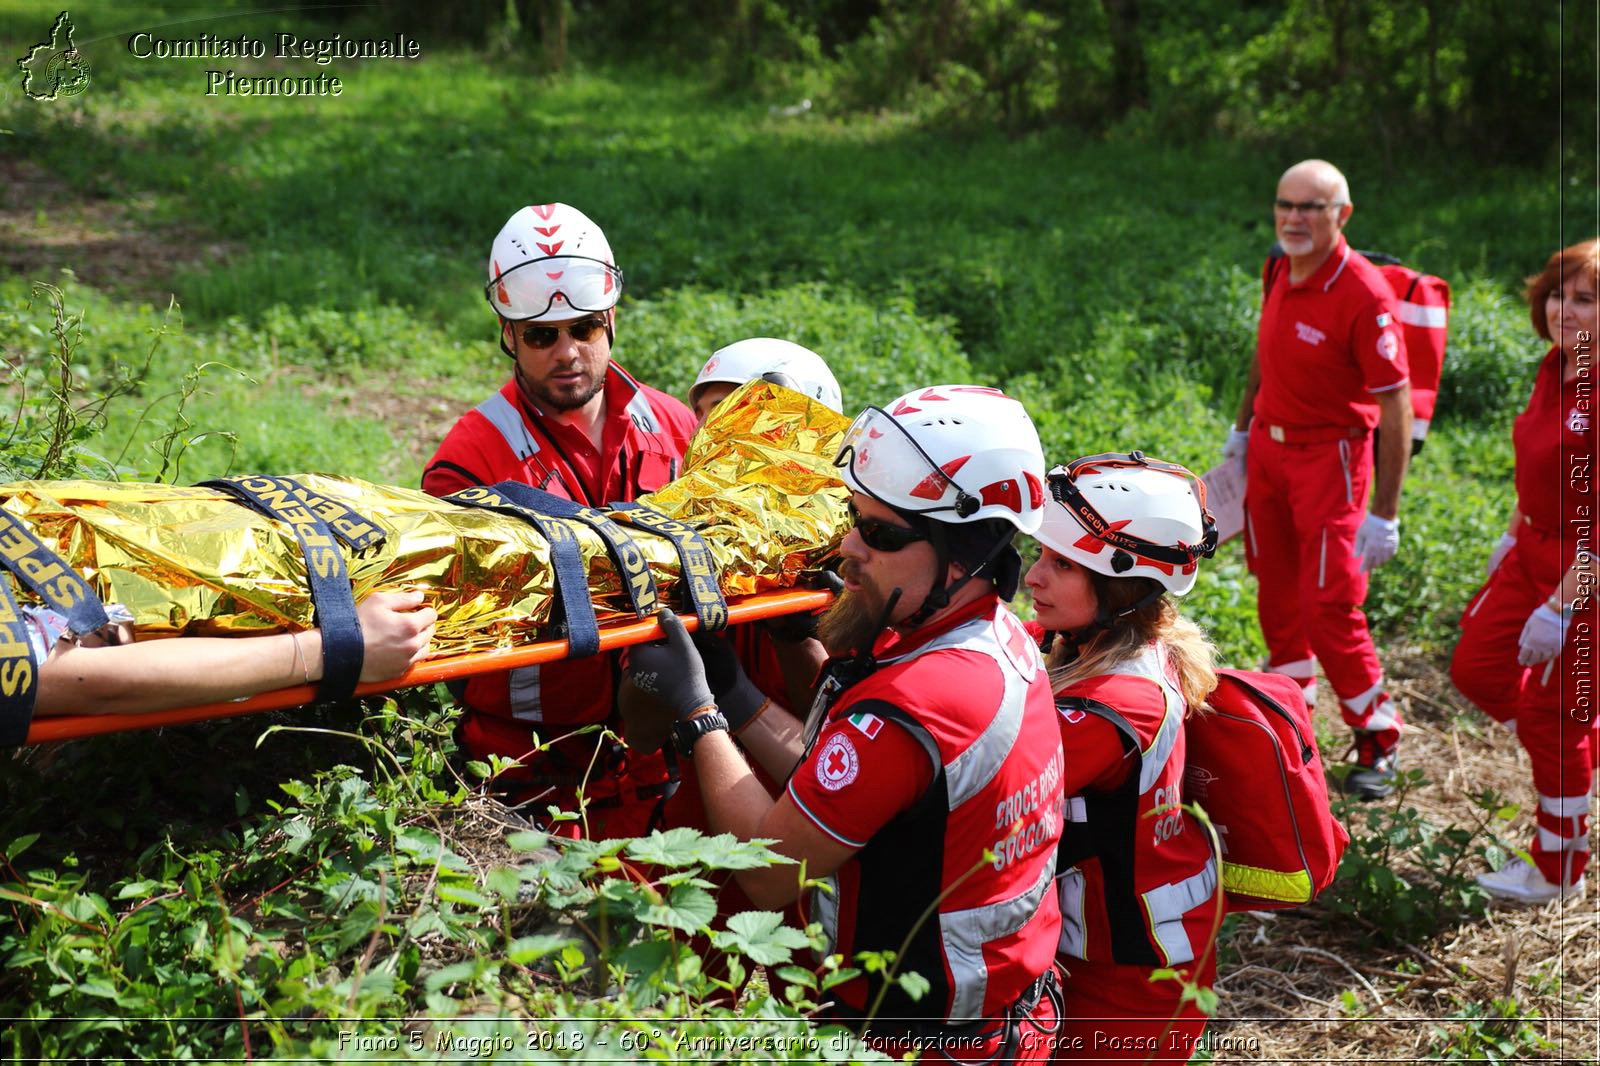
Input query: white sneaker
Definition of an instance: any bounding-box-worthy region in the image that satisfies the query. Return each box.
[1476,859,1585,903]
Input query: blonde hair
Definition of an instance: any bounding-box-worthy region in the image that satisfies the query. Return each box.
[1046,580,1218,713]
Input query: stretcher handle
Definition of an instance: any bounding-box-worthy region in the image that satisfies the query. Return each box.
[24,588,833,745]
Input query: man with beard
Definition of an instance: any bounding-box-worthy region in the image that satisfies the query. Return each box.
[625,386,1065,1062]
[422,203,696,836]
[1223,159,1413,800]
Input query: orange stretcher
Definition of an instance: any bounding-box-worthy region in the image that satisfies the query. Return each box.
[24,588,832,746]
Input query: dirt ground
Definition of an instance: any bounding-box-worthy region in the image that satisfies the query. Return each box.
[1206,651,1600,1064]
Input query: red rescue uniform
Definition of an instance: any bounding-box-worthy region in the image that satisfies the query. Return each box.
[1451,345,1599,885]
[422,362,696,837]
[790,594,1065,1062]
[1246,238,1410,746]
[1035,629,1218,1062]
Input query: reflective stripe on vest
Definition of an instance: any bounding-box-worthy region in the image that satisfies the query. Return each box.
[1105,643,1184,794]
[1056,866,1086,959]
[813,871,841,956]
[624,388,661,433]
[510,663,544,722]
[1143,857,1219,965]
[943,857,1055,1020]
[864,606,1052,1020]
[475,392,541,462]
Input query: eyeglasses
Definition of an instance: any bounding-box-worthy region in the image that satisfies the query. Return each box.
[1273,199,1343,215]
[520,316,608,350]
[848,500,928,553]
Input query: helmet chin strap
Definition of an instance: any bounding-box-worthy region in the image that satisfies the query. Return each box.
[1050,585,1165,660]
[902,523,1015,629]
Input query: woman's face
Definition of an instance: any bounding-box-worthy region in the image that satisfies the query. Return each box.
[1547,271,1598,362]
[1024,545,1099,633]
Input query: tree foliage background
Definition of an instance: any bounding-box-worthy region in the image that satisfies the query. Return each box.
[358,0,1597,173]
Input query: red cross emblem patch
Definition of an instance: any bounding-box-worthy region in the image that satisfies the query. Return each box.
[816,733,859,791]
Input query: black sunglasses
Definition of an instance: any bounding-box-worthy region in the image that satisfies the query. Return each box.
[520,316,608,350]
[848,500,928,553]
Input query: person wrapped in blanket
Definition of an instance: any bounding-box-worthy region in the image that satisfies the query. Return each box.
[23,593,435,717]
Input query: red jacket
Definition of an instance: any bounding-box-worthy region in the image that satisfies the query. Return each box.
[422,361,696,817]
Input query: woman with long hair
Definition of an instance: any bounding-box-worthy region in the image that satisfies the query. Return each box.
[1451,238,1599,903]
[1025,453,1221,1061]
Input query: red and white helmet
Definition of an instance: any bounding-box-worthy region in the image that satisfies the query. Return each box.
[1037,453,1218,596]
[691,338,844,412]
[486,203,622,323]
[835,385,1045,534]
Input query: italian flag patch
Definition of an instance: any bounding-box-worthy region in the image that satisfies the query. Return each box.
[847,711,884,739]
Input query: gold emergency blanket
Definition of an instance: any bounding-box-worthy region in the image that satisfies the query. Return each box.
[0,381,850,655]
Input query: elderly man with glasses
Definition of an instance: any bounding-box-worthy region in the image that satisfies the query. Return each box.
[422,203,697,836]
[1223,159,1414,800]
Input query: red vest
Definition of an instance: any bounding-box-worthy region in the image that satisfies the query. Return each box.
[805,598,1064,1022]
[422,362,695,811]
[1054,643,1219,967]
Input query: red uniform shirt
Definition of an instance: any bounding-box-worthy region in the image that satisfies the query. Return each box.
[1254,237,1411,430]
[1515,345,1597,541]
[423,362,695,506]
[421,360,696,803]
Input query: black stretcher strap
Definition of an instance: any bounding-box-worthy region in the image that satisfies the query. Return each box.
[0,577,38,747]
[0,506,110,637]
[605,502,728,632]
[444,485,602,658]
[199,475,364,701]
[272,478,387,553]
[480,481,661,619]
[0,506,116,745]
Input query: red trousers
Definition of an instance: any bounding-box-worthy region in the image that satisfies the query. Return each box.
[1451,522,1597,885]
[1245,426,1400,747]
[1051,956,1215,1063]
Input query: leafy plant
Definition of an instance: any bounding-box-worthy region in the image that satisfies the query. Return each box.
[1323,774,1516,944]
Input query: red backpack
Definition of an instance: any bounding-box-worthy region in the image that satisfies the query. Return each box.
[1183,669,1349,911]
[1375,262,1451,450]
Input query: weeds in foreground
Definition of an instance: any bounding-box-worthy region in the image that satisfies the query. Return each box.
[1324,769,1516,944]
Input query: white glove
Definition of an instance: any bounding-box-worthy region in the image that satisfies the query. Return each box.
[1222,427,1250,463]
[1486,532,1517,577]
[1353,514,1400,572]
[1518,603,1570,667]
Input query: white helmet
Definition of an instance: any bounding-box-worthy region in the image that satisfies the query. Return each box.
[486,203,622,323]
[691,338,844,412]
[835,385,1045,534]
[1037,453,1218,596]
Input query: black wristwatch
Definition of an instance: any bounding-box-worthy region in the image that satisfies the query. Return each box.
[672,710,729,758]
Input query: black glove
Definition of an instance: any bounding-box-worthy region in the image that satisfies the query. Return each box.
[692,629,771,730]
[625,610,715,721]
[763,568,844,643]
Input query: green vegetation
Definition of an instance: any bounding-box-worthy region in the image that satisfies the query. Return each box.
[0,0,1590,1057]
